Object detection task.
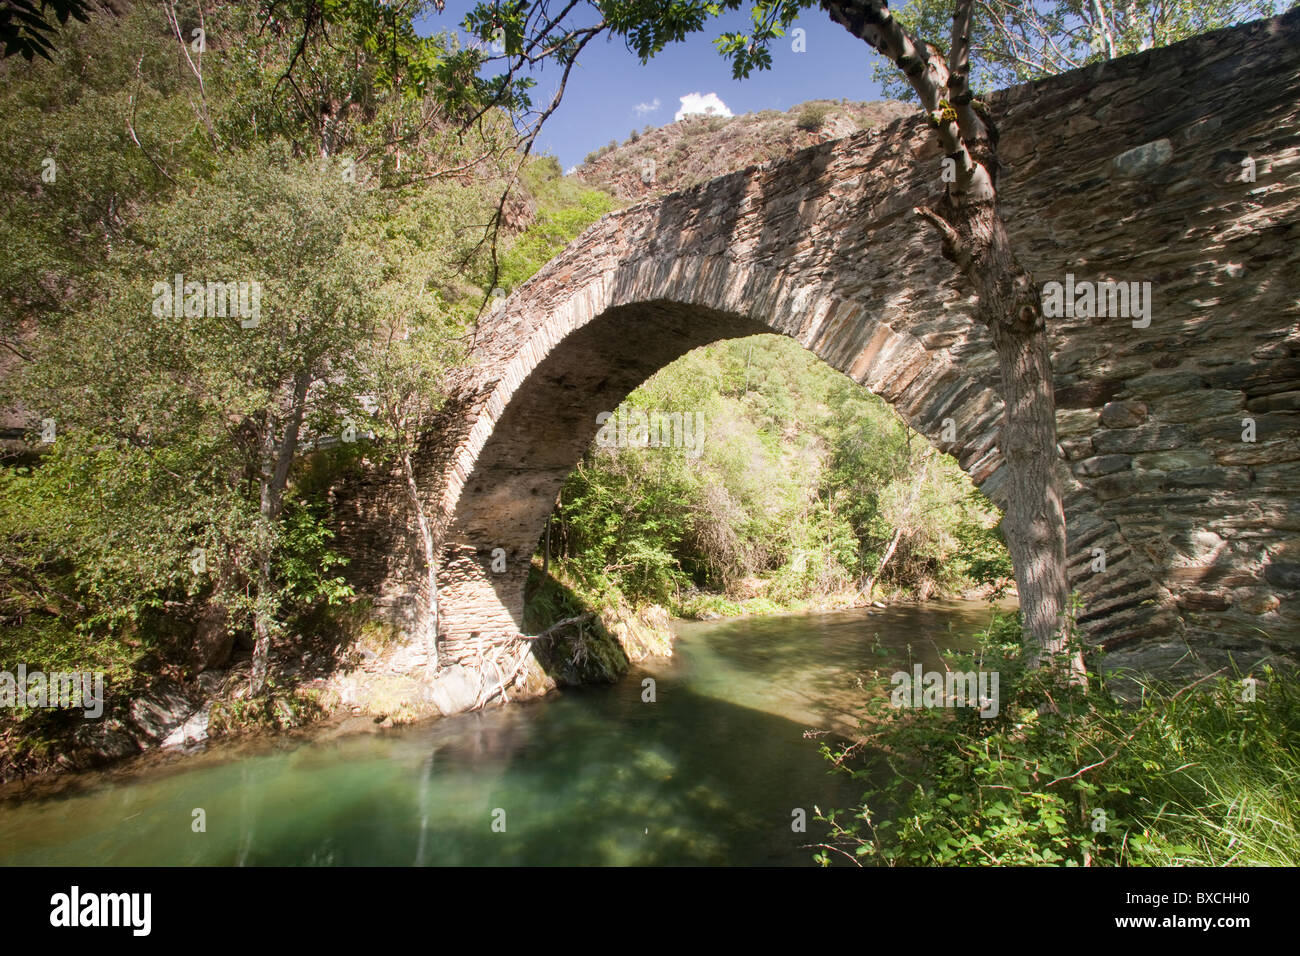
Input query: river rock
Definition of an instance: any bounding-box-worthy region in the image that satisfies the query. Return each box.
[431,665,479,716]
[129,680,200,744]
[71,718,142,766]
[160,703,211,750]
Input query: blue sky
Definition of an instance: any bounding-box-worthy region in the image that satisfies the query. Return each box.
[416,2,891,170]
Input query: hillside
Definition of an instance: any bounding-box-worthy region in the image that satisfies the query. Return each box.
[573,98,912,201]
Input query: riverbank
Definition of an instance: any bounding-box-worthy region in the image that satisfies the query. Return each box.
[815,614,1300,866]
[675,582,1011,621]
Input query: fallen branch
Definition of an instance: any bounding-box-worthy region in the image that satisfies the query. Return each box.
[523,613,594,641]
[474,634,536,709]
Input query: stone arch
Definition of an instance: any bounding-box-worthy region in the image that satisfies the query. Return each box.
[433,269,1006,664]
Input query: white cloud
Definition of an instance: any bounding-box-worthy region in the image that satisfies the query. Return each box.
[674,92,732,122]
[634,97,661,116]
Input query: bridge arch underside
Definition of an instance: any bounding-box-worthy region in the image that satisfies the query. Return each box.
[331,12,1300,690]
[434,293,1005,666]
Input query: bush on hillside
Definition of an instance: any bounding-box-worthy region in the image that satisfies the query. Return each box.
[795,102,832,132]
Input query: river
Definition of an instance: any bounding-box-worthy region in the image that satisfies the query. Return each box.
[0,599,1009,866]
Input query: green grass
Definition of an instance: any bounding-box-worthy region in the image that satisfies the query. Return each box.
[815,612,1300,867]
[1112,668,1300,865]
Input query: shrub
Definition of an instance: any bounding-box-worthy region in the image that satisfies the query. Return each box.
[795,102,832,132]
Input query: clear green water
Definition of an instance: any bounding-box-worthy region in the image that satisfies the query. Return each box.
[0,600,1006,866]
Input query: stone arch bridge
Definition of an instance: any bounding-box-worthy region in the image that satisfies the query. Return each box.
[333,12,1300,713]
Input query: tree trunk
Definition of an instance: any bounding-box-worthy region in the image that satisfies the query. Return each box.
[251,370,311,696]
[1089,0,1118,58]
[543,512,551,577]
[863,449,930,604]
[251,553,274,696]
[943,200,1081,678]
[863,527,901,604]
